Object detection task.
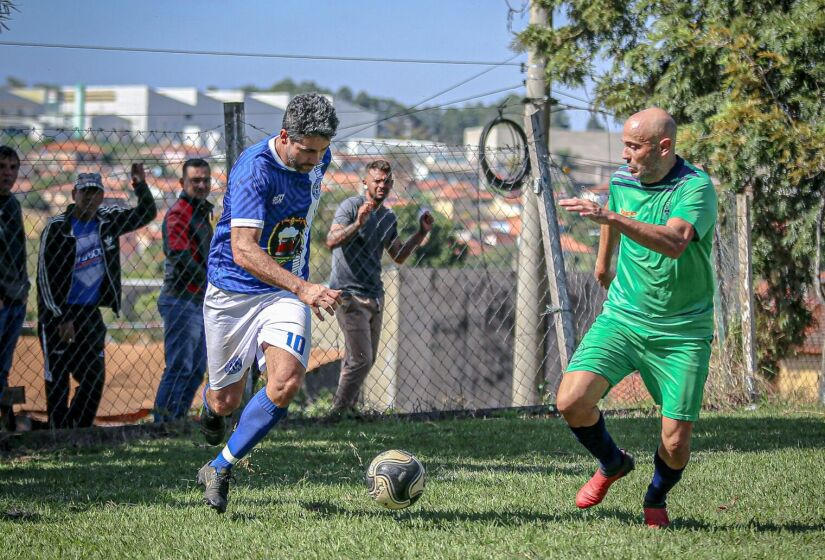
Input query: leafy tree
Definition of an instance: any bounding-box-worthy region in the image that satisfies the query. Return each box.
[519,0,825,376]
[5,75,24,87]
[585,112,606,131]
[393,205,466,267]
[0,1,18,32]
[336,86,354,103]
[550,104,571,129]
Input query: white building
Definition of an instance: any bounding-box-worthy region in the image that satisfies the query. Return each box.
[0,85,378,149]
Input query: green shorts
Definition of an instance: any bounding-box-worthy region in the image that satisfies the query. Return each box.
[566,313,712,421]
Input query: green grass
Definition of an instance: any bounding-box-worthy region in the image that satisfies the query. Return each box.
[2,408,824,559]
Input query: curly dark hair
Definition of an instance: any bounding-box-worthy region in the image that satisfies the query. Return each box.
[282,92,339,141]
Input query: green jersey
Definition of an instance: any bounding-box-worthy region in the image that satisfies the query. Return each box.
[604,157,717,337]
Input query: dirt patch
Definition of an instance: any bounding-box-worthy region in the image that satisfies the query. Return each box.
[8,336,342,424]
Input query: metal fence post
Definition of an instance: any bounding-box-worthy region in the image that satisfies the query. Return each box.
[223,102,245,177]
[525,110,576,379]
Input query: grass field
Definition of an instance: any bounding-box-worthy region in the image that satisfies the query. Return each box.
[1,408,824,559]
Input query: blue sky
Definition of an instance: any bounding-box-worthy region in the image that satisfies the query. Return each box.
[0,1,609,130]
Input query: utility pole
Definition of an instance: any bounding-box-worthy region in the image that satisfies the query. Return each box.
[513,1,577,406]
[512,1,550,406]
[737,190,758,402]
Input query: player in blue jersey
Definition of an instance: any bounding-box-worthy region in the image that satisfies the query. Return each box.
[196,93,340,513]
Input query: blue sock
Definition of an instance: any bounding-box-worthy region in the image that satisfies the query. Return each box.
[569,412,623,475]
[210,388,287,471]
[644,449,684,507]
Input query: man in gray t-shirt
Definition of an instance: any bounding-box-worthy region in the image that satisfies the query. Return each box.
[326,160,433,414]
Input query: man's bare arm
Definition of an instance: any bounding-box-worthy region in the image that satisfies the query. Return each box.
[559,198,695,259]
[594,224,620,289]
[326,200,375,250]
[231,226,340,319]
[386,230,427,264]
[326,222,361,250]
[385,211,433,264]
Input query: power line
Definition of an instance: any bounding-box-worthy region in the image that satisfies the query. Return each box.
[551,89,596,106]
[339,54,522,139]
[336,84,523,136]
[0,40,524,66]
[243,85,524,138]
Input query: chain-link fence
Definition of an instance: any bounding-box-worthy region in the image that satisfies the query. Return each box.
[0,120,821,430]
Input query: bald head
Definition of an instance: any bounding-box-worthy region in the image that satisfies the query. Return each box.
[621,107,678,183]
[626,108,677,144]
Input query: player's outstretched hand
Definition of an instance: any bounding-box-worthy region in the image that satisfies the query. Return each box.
[130,163,146,188]
[558,197,610,224]
[298,282,342,321]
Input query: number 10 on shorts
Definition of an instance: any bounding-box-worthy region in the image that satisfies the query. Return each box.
[286,332,305,354]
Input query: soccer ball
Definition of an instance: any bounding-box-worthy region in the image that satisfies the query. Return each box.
[365,449,426,510]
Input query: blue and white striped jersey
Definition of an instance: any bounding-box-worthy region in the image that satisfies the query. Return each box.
[207,136,331,294]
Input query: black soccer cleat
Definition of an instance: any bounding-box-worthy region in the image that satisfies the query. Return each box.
[199,406,226,446]
[197,462,232,514]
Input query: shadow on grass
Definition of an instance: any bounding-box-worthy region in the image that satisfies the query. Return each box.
[301,500,581,526]
[0,412,822,519]
[597,507,825,534]
[300,501,825,534]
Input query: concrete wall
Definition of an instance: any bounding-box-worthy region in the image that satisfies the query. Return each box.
[308,266,606,413]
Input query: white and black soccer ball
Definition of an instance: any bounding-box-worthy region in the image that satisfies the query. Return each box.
[365,449,426,510]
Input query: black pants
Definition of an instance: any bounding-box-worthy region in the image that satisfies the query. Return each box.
[39,306,106,429]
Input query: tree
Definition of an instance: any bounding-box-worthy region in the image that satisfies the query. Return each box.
[5,76,25,87]
[0,1,18,32]
[336,86,354,103]
[585,112,605,131]
[519,0,825,376]
[393,205,466,268]
[550,105,571,129]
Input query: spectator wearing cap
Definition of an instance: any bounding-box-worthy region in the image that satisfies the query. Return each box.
[0,146,29,431]
[36,164,157,429]
[153,158,213,422]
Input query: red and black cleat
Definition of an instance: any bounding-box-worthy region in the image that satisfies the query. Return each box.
[575,450,635,509]
[644,506,671,529]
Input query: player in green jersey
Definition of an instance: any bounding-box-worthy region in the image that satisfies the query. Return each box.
[557,107,717,528]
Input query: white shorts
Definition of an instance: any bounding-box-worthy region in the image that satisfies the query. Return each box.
[203,283,311,390]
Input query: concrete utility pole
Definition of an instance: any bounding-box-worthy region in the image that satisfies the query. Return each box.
[512,2,550,407]
[737,191,758,402]
[513,1,577,406]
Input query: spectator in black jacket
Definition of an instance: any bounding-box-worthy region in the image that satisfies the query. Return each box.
[153,158,213,422]
[37,164,157,429]
[0,146,29,431]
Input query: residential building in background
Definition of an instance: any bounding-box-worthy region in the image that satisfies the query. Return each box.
[0,85,378,148]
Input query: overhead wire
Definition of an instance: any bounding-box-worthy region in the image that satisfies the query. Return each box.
[0,40,524,67]
[338,53,523,139]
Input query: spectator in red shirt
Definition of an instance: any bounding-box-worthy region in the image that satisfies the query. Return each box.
[153,158,213,422]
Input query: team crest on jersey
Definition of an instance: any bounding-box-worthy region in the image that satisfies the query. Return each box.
[268,217,307,264]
